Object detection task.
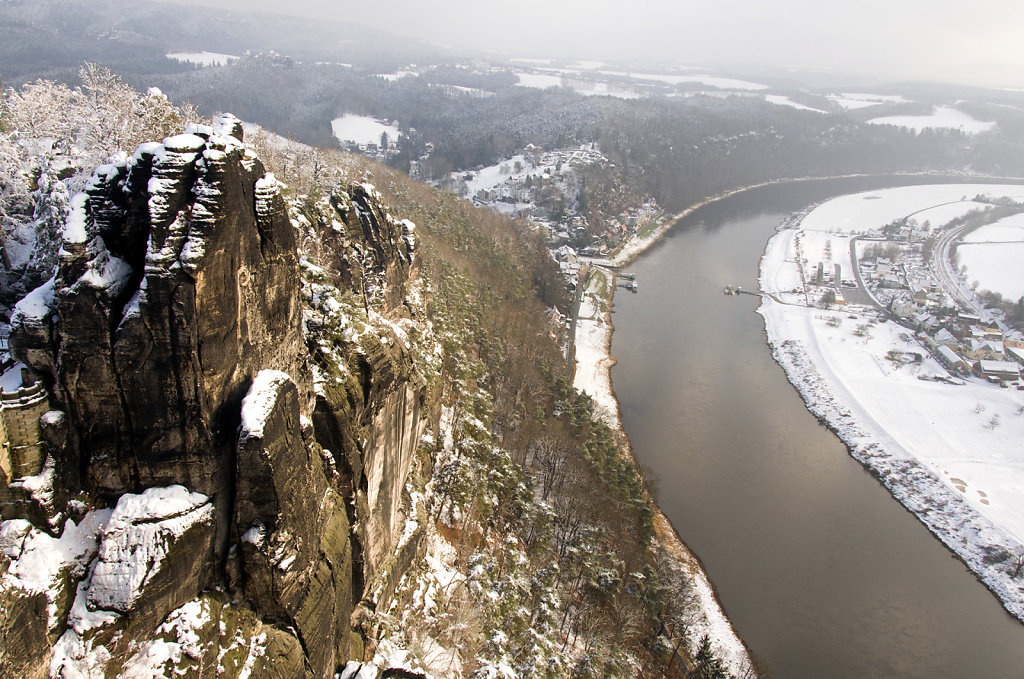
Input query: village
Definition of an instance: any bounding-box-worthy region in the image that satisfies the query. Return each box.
[446,143,660,292]
[796,203,1024,389]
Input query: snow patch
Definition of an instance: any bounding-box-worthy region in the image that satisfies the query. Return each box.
[868,106,996,134]
[166,51,238,67]
[0,510,112,630]
[331,115,401,146]
[240,370,293,439]
[87,485,212,613]
[765,94,827,113]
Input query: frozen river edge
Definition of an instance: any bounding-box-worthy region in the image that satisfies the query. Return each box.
[756,192,1024,624]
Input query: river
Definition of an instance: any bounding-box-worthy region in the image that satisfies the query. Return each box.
[609,176,1024,678]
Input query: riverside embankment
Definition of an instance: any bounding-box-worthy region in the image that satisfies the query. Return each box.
[576,175,1024,679]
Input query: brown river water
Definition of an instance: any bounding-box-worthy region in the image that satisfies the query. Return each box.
[610,176,1024,678]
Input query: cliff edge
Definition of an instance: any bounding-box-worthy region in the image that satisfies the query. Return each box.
[1,115,427,678]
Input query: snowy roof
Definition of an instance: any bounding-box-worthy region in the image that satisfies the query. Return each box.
[977,360,1020,375]
[936,345,964,365]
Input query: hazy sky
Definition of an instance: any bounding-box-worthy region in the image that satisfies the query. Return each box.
[166,0,1024,88]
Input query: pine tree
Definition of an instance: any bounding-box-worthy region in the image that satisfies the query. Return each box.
[692,634,729,679]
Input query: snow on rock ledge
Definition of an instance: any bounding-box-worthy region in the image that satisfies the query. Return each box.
[0,510,112,631]
[240,369,293,441]
[86,485,214,614]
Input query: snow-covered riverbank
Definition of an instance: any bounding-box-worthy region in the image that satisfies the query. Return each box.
[572,268,756,676]
[757,184,1024,620]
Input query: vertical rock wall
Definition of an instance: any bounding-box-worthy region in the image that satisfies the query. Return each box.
[4,116,430,677]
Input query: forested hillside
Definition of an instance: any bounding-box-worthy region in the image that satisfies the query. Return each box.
[1,68,749,678]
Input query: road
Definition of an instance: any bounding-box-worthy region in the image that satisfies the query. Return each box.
[930,222,973,309]
[846,236,886,308]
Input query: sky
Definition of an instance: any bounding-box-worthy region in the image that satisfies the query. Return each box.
[163,0,1024,88]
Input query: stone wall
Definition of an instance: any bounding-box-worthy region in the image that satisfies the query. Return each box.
[1,381,49,480]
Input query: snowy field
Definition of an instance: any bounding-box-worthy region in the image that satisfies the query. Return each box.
[827,92,911,109]
[764,95,827,113]
[374,70,416,81]
[599,70,768,91]
[964,211,1024,243]
[165,51,237,67]
[796,184,1024,234]
[759,184,1024,618]
[513,67,770,99]
[958,242,1024,300]
[572,269,620,423]
[868,106,996,134]
[330,115,401,146]
[960,211,1024,300]
[514,72,644,99]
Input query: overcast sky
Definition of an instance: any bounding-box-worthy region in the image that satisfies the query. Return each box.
[166,0,1024,88]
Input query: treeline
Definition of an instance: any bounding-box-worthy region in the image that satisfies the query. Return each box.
[596,95,981,211]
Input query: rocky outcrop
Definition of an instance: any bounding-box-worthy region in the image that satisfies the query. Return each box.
[305,183,417,316]
[3,116,430,677]
[235,371,354,677]
[35,118,305,501]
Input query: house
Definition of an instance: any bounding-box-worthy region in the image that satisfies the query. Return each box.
[1006,346,1024,367]
[910,286,929,306]
[980,326,1003,341]
[975,360,1021,382]
[914,313,938,333]
[936,345,969,374]
[933,328,957,347]
[553,244,578,262]
[958,312,982,325]
[963,338,999,361]
[879,273,902,288]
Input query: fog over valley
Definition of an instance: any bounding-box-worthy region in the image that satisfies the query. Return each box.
[3,1,1024,678]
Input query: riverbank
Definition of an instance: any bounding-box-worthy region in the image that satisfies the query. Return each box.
[756,184,1024,621]
[572,267,756,676]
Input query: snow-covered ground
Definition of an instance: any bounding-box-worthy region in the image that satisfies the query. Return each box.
[512,68,767,99]
[758,184,1024,619]
[958,243,1024,300]
[599,71,768,91]
[827,92,911,109]
[764,95,827,113]
[959,212,1024,300]
[571,269,755,676]
[514,72,566,90]
[572,269,620,424]
[868,106,996,134]
[331,115,401,146]
[374,70,417,81]
[514,72,644,99]
[963,211,1024,243]
[796,184,1024,234]
[166,51,237,67]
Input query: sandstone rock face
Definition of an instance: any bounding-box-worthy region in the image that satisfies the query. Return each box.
[86,487,214,624]
[12,115,307,503]
[0,576,50,679]
[4,118,430,677]
[312,183,417,316]
[236,370,353,678]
